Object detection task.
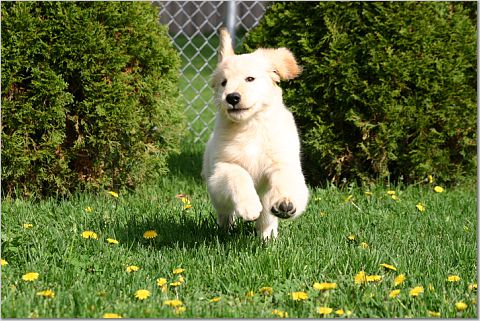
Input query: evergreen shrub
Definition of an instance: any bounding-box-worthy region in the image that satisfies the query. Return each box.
[244,2,476,186]
[2,2,184,197]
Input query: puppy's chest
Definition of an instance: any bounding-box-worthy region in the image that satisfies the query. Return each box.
[222,136,271,178]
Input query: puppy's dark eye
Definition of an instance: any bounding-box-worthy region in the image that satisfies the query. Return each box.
[221,79,227,87]
[245,76,255,82]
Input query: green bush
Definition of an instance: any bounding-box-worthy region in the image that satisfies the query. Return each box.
[244,2,476,186]
[2,2,184,197]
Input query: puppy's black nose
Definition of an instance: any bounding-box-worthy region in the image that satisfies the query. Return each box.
[226,92,241,106]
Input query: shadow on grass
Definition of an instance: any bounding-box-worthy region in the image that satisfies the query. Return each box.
[113,210,258,251]
[167,141,205,183]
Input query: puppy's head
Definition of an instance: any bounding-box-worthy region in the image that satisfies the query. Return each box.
[212,28,301,122]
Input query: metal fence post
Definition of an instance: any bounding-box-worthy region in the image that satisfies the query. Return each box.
[226,0,236,47]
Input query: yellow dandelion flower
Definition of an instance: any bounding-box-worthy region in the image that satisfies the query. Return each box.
[126,265,140,273]
[366,275,382,282]
[134,289,150,300]
[163,299,183,307]
[245,290,255,298]
[427,175,434,184]
[389,289,401,298]
[36,289,55,298]
[313,282,337,291]
[428,283,435,292]
[319,211,327,217]
[1,259,8,266]
[391,195,400,201]
[380,263,397,271]
[106,238,119,245]
[81,230,98,239]
[468,283,477,291]
[272,309,288,318]
[409,286,424,297]
[335,309,345,316]
[364,191,373,196]
[156,278,167,287]
[434,186,444,193]
[427,311,440,317]
[173,268,185,274]
[181,197,192,210]
[107,191,119,198]
[22,272,39,281]
[416,203,426,212]
[455,302,468,311]
[209,297,221,303]
[85,207,93,213]
[170,281,181,287]
[143,230,157,239]
[360,242,369,249]
[387,190,396,195]
[174,306,186,314]
[102,313,122,318]
[291,291,308,301]
[347,234,356,242]
[354,271,367,284]
[259,286,273,296]
[394,274,406,286]
[177,276,185,284]
[447,275,461,282]
[23,223,33,229]
[316,307,333,315]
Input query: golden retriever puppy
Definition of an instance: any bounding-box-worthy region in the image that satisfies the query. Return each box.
[202,28,309,239]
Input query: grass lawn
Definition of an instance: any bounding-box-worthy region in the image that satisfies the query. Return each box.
[1,143,477,318]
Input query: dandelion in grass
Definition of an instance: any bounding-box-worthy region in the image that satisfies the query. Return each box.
[209,297,221,303]
[335,309,345,316]
[174,306,186,315]
[291,291,308,301]
[427,310,440,317]
[447,275,461,282]
[85,207,93,213]
[428,175,434,184]
[428,284,435,292]
[387,190,396,195]
[107,191,119,198]
[390,194,400,201]
[360,242,369,249]
[259,287,273,296]
[170,281,181,287]
[103,313,122,318]
[380,263,397,271]
[347,234,357,242]
[22,223,33,229]
[409,286,424,297]
[434,186,444,193]
[173,268,185,274]
[134,289,151,300]
[157,278,167,287]
[1,259,8,266]
[126,265,140,273]
[455,302,468,311]
[272,309,289,318]
[354,271,367,285]
[389,289,401,298]
[106,238,119,245]
[366,275,382,282]
[245,290,255,298]
[468,283,477,291]
[22,272,39,282]
[143,230,157,239]
[416,203,426,212]
[394,274,406,286]
[81,230,98,239]
[313,282,337,291]
[364,191,373,196]
[319,211,327,217]
[36,289,55,298]
[163,299,183,307]
[316,307,333,315]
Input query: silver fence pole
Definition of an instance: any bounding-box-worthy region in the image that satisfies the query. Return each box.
[226,0,236,47]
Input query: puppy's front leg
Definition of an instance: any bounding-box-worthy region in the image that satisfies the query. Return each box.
[207,162,262,229]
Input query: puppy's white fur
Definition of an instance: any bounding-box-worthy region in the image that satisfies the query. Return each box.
[202,29,309,239]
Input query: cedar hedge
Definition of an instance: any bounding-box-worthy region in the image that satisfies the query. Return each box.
[244,2,477,186]
[2,2,184,197]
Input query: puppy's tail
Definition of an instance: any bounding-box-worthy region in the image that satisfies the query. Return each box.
[219,27,235,62]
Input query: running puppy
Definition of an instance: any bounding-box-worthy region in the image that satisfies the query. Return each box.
[202,28,309,239]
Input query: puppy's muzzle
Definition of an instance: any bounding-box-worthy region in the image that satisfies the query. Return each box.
[226,92,241,106]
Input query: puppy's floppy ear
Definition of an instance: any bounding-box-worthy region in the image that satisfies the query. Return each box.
[218,28,235,62]
[256,48,302,81]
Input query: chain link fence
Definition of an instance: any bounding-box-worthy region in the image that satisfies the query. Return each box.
[156,1,269,143]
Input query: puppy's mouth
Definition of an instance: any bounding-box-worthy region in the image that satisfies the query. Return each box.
[227,107,250,113]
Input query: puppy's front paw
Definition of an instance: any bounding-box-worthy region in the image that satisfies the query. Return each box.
[271,198,296,219]
[235,199,262,221]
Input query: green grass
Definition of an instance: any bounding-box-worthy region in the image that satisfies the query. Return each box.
[1,144,477,318]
